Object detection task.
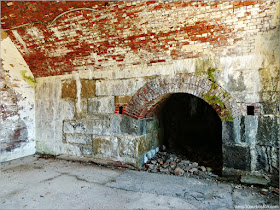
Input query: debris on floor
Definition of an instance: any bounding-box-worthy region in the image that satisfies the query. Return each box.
[240,174,271,186]
[38,154,56,159]
[140,151,219,180]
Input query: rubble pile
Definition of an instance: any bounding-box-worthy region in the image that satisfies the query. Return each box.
[141,151,219,180]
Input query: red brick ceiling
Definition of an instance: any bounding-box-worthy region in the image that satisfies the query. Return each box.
[1,1,260,78]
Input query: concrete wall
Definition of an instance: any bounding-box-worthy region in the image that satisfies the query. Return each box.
[0,31,35,161]
[35,44,279,175]
[1,1,278,176]
[35,73,160,166]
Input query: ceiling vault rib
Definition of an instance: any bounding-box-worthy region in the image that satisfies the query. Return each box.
[50,8,99,25]
[2,8,99,31]
[2,21,40,31]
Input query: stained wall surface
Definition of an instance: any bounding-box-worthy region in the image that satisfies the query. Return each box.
[0,31,36,161]
[1,1,279,176]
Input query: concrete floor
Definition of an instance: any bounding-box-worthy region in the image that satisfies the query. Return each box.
[0,155,279,209]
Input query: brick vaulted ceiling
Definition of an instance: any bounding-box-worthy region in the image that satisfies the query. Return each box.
[1,1,268,78]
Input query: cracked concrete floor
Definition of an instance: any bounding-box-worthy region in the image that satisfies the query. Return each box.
[0,156,279,209]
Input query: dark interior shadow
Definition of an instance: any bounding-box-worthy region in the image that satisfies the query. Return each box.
[159,93,222,175]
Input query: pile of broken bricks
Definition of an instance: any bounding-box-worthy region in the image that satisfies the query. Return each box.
[141,151,219,180]
[140,150,279,197]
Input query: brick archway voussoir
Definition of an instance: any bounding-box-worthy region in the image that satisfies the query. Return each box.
[127,74,241,121]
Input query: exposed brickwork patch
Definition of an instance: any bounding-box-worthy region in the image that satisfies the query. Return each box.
[1,1,277,77]
[126,74,241,121]
[115,104,128,115]
[239,102,261,116]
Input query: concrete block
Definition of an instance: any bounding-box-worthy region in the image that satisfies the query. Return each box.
[81,80,95,98]
[110,115,122,134]
[85,114,111,121]
[63,118,112,135]
[92,135,111,156]
[110,136,119,157]
[61,80,76,98]
[63,144,82,156]
[256,145,279,175]
[75,98,87,114]
[137,135,152,157]
[53,120,63,144]
[88,96,114,114]
[146,119,158,133]
[63,121,86,134]
[86,119,111,135]
[222,121,235,144]
[137,120,146,136]
[115,95,131,104]
[118,135,137,158]
[256,116,279,147]
[244,116,258,145]
[223,144,250,171]
[52,79,62,100]
[120,115,138,135]
[36,82,49,100]
[80,145,93,155]
[65,134,92,145]
[59,99,75,120]
[96,78,146,96]
[222,117,243,144]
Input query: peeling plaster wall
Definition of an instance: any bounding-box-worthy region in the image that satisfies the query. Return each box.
[0,31,35,162]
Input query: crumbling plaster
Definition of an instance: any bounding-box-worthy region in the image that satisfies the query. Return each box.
[0,31,35,161]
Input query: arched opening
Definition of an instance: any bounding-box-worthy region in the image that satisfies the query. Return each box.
[158,93,222,174]
[126,74,241,174]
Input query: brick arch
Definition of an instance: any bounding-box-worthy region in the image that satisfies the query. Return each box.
[126,73,241,121]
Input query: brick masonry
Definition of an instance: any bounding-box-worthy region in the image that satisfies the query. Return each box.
[1,1,279,77]
[1,1,279,178]
[125,73,241,121]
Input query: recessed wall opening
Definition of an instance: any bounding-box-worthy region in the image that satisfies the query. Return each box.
[159,93,223,175]
[247,105,254,115]
[119,106,123,114]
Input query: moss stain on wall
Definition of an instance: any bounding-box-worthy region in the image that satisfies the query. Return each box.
[20,70,36,87]
[202,67,234,121]
[195,57,216,77]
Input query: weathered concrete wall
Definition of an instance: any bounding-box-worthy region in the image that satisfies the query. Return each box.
[2,1,277,176]
[35,39,279,174]
[222,116,279,177]
[0,31,35,162]
[35,75,159,166]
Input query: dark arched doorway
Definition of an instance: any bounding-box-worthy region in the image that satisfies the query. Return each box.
[159,93,222,174]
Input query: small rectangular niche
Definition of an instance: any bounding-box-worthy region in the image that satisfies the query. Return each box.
[247,106,254,115]
[119,106,123,114]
